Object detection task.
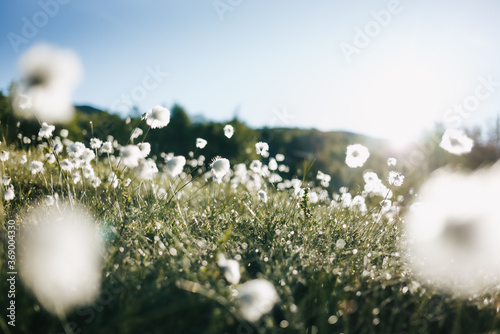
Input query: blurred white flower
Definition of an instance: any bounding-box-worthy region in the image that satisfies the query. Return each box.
[211,156,230,181]
[45,195,55,206]
[255,142,269,157]
[90,176,101,188]
[258,190,268,203]
[99,141,113,154]
[146,105,170,129]
[90,138,102,150]
[0,150,10,162]
[29,161,44,174]
[196,138,207,149]
[388,171,404,187]
[13,43,82,123]
[4,186,15,201]
[237,279,278,322]
[45,154,56,164]
[387,157,397,167]
[60,159,74,172]
[137,142,151,158]
[60,129,69,138]
[20,154,27,164]
[120,145,142,168]
[217,254,240,285]
[130,128,143,140]
[2,176,11,186]
[268,158,278,171]
[249,160,262,174]
[38,122,55,138]
[345,144,370,168]
[67,142,85,158]
[135,159,158,180]
[317,170,331,188]
[19,205,103,315]
[166,156,186,177]
[275,153,285,162]
[440,129,474,155]
[224,124,234,138]
[403,165,500,297]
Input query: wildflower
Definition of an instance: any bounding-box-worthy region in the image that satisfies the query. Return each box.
[217,254,241,284]
[157,188,167,200]
[119,145,142,168]
[4,186,15,201]
[196,138,207,149]
[166,156,186,177]
[268,158,278,171]
[20,155,27,164]
[317,170,331,188]
[258,190,268,203]
[237,279,278,322]
[211,156,230,181]
[439,129,474,155]
[130,128,143,140]
[124,178,132,187]
[18,205,103,315]
[90,138,102,150]
[90,176,101,188]
[2,176,11,186]
[108,172,119,188]
[45,153,56,164]
[255,142,269,157]
[135,159,158,180]
[387,157,397,166]
[0,151,9,162]
[388,171,404,187]
[146,105,170,129]
[99,141,113,154]
[249,160,262,173]
[224,124,234,138]
[345,144,370,168]
[67,142,85,158]
[45,195,55,206]
[60,129,68,138]
[403,165,500,297]
[29,161,44,174]
[13,43,82,123]
[137,142,151,158]
[275,153,285,162]
[38,122,55,138]
[60,159,74,172]
[72,171,82,184]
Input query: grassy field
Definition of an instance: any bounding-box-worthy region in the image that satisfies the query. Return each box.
[1,123,500,334]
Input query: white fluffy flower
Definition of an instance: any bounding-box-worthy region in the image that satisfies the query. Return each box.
[439,129,474,155]
[0,151,10,162]
[224,124,234,138]
[120,145,142,168]
[255,142,269,157]
[166,156,186,177]
[90,138,102,150]
[217,254,241,285]
[345,144,370,168]
[387,157,397,167]
[29,161,44,174]
[60,159,74,172]
[388,171,404,187]
[403,165,500,297]
[19,205,103,315]
[137,142,151,158]
[146,105,170,129]
[130,128,143,140]
[4,186,15,201]
[211,156,230,181]
[135,159,158,180]
[38,122,55,138]
[258,190,268,203]
[13,43,82,123]
[99,141,113,154]
[196,138,207,149]
[237,279,278,322]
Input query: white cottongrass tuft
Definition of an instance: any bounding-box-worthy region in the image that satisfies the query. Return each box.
[0,150,10,162]
[135,159,158,180]
[120,145,142,168]
[224,124,234,138]
[166,156,186,177]
[146,105,170,129]
[90,138,102,150]
[211,156,230,181]
[196,138,208,149]
[13,43,83,123]
[439,128,474,155]
[29,161,44,174]
[237,279,278,322]
[258,190,268,203]
[255,142,269,157]
[217,254,241,285]
[60,159,74,172]
[388,171,404,187]
[60,129,68,138]
[4,186,15,201]
[403,165,500,297]
[137,142,151,158]
[130,128,143,140]
[345,144,370,168]
[387,157,397,167]
[38,122,55,138]
[18,205,104,315]
[99,141,113,154]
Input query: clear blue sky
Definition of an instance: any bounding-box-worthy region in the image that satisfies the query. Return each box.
[1,0,500,144]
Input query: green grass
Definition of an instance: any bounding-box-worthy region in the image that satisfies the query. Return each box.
[1,137,500,334]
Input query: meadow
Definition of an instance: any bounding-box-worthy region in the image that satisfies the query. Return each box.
[2,44,500,334]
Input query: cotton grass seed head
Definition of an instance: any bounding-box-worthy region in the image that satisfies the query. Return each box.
[18,205,104,315]
[166,156,186,177]
[120,145,142,168]
[237,279,278,322]
[345,144,370,168]
[439,128,474,155]
[224,124,234,138]
[196,138,208,149]
[38,122,55,138]
[146,105,170,129]
[211,156,230,181]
